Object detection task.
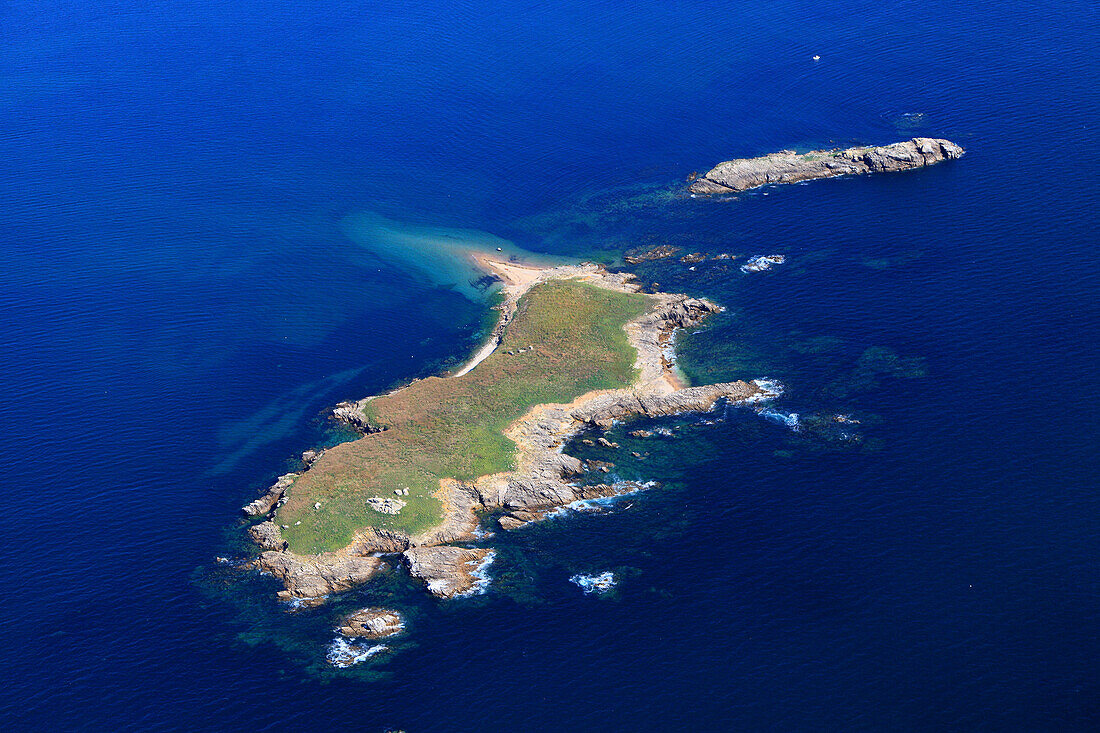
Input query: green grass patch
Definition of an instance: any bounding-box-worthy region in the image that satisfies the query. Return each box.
[276,279,651,554]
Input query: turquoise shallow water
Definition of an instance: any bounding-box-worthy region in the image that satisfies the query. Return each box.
[2,0,1099,729]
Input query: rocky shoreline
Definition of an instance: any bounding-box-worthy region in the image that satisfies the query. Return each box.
[244,259,770,604]
[689,137,964,195]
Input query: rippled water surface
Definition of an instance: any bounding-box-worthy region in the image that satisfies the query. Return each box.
[2,0,1098,729]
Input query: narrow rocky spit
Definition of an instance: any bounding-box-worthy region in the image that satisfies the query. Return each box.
[689,137,964,195]
[244,260,771,604]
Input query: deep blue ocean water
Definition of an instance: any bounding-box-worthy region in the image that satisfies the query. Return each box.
[2,0,1098,729]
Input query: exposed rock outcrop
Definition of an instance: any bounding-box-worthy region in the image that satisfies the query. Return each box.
[689,138,964,194]
[256,550,383,602]
[333,402,385,433]
[497,480,651,530]
[403,546,493,598]
[472,380,758,517]
[623,245,681,265]
[248,521,284,550]
[241,472,297,517]
[248,522,409,600]
[337,608,405,639]
[366,496,407,514]
[351,525,413,553]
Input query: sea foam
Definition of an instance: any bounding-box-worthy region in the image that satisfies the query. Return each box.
[741,254,786,273]
[326,638,389,668]
[756,407,802,431]
[570,571,617,594]
[544,481,653,521]
[454,550,496,597]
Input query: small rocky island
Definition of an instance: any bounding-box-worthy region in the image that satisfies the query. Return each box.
[243,258,771,605]
[689,137,964,194]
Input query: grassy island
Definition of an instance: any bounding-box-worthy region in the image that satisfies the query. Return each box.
[275,279,651,554]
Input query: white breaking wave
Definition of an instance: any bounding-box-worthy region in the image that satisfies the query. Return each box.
[543,481,654,521]
[756,407,802,431]
[749,378,785,401]
[742,379,799,430]
[740,254,786,273]
[326,638,388,668]
[454,550,496,597]
[283,595,327,610]
[570,571,617,594]
[471,525,496,540]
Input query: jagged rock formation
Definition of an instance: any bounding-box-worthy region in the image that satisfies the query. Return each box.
[460,380,760,536]
[689,138,964,194]
[247,521,283,550]
[255,550,382,602]
[623,245,681,265]
[337,608,405,639]
[251,523,409,599]
[241,472,297,517]
[403,546,493,598]
[332,402,384,433]
[496,480,650,530]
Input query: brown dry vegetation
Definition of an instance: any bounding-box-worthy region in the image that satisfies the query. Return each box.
[275,279,651,553]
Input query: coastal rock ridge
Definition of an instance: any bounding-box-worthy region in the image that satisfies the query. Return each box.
[688,137,964,194]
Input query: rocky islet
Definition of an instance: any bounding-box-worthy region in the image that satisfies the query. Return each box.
[689,138,964,195]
